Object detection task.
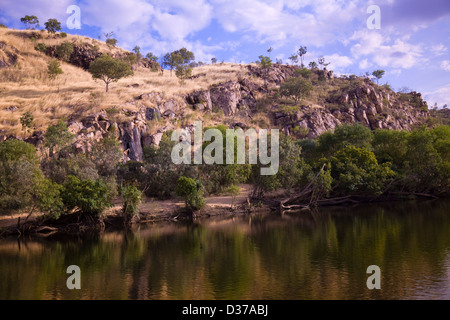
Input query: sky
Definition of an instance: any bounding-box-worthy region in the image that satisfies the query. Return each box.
[0,0,449,107]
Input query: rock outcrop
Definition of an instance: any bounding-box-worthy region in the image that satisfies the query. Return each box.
[16,63,430,161]
[0,41,18,68]
[274,78,428,138]
[45,42,161,72]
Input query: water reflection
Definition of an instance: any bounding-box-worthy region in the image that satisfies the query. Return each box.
[0,199,449,300]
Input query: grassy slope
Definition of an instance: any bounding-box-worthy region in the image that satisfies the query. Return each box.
[0,28,254,136]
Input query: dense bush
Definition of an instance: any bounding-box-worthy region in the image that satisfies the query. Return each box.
[62,176,112,217]
[34,42,47,53]
[120,185,143,223]
[175,176,205,212]
[0,140,64,217]
[328,146,396,195]
[56,41,74,62]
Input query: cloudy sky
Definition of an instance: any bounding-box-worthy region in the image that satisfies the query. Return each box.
[1,0,449,107]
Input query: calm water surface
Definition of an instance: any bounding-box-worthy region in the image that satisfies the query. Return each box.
[1,199,449,300]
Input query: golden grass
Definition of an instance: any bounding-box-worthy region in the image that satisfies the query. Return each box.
[0,28,252,137]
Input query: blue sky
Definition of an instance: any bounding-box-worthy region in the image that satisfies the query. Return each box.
[1,0,449,107]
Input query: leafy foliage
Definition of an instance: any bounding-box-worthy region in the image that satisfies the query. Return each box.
[44,19,61,34]
[280,77,313,103]
[120,185,143,222]
[329,146,395,195]
[56,41,74,62]
[34,42,47,53]
[20,111,34,132]
[62,176,112,217]
[47,60,63,80]
[44,120,74,157]
[88,55,133,92]
[175,176,205,212]
[20,15,39,29]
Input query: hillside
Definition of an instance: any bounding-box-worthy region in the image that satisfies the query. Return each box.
[0,28,435,161]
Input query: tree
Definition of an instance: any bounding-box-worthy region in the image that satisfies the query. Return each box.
[104,31,117,47]
[0,140,39,214]
[175,176,205,212]
[55,41,74,62]
[20,111,34,133]
[89,136,123,177]
[297,46,307,67]
[308,61,318,70]
[172,48,195,84]
[251,133,310,198]
[120,185,142,224]
[162,52,179,76]
[329,146,396,195]
[106,38,117,47]
[279,77,313,103]
[175,64,192,85]
[44,19,61,34]
[62,176,112,217]
[133,46,142,60]
[211,57,217,64]
[289,54,299,65]
[316,123,374,158]
[44,120,74,158]
[199,125,252,194]
[20,15,39,30]
[146,52,158,62]
[318,56,330,68]
[47,60,63,90]
[372,70,385,84]
[88,55,134,92]
[0,140,63,217]
[258,55,272,89]
[226,185,240,209]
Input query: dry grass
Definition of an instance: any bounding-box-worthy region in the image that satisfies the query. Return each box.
[0,28,250,137]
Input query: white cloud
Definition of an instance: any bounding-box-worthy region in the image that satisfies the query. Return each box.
[350,29,424,69]
[151,0,212,41]
[441,60,450,72]
[390,69,402,76]
[323,54,353,70]
[431,44,447,56]
[425,84,450,107]
[210,0,362,47]
[359,59,372,70]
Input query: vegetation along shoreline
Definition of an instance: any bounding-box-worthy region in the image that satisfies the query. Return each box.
[0,25,448,238]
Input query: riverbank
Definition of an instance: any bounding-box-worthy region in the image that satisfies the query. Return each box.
[0,184,261,236]
[1,183,447,238]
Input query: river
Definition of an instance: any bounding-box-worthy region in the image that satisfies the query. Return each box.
[1,199,449,300]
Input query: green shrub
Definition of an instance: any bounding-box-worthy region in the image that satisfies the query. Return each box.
[60,32,67,38]
[33,176,64,219]
[106,38,117,47]
[280,77,313,103]
[120,185,143,222]
[62,176,112,217]
[175,176,205,212]
[56,41,74,62]
[329,146,396,195]
[295,68,313,78]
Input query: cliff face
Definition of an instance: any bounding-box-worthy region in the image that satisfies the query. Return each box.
[30,64,428,162]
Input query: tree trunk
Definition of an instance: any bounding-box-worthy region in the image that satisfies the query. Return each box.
[106,82,109,93]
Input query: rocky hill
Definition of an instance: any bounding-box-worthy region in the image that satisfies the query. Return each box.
[0,28,432,162]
